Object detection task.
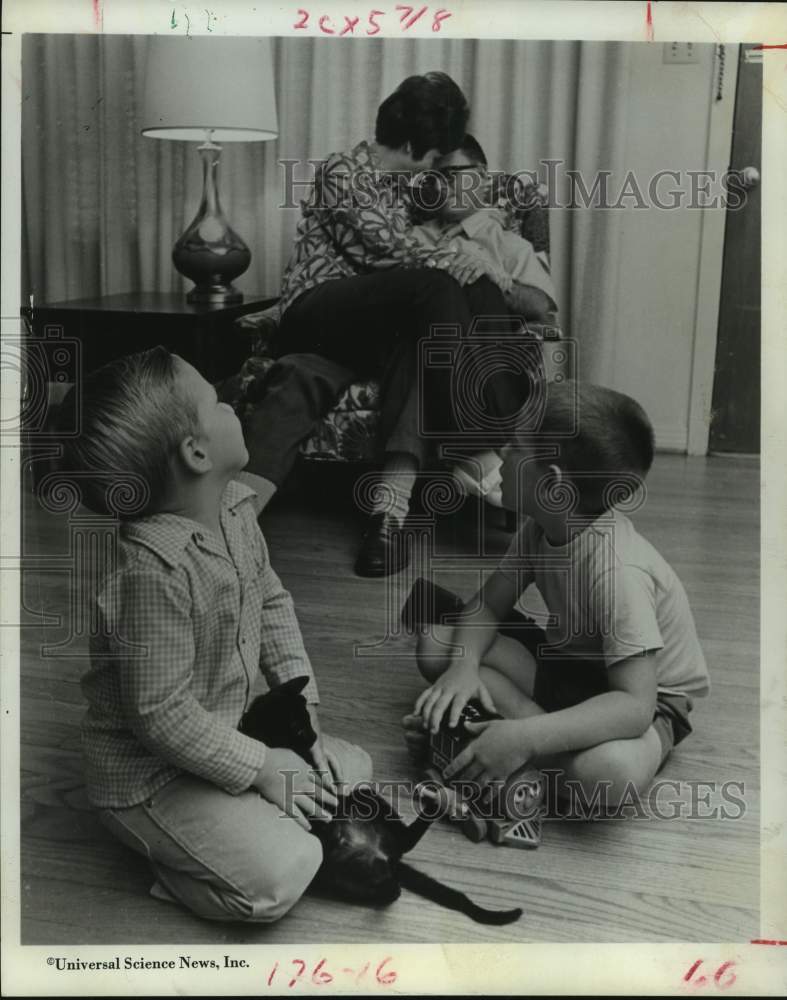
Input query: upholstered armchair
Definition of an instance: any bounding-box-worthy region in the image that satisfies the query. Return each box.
[218,178,563,467]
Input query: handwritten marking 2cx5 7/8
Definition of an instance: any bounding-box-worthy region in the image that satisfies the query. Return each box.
[294,6,452,35]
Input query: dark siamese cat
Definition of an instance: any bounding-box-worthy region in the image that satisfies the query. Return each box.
[239,677,522,926]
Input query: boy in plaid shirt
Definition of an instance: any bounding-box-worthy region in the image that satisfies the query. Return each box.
[59,346,371,922]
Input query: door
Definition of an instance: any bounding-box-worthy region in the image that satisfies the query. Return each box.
[709,44,762,454]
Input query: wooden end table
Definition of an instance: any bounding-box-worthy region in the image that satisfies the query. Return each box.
[21,290,278,385]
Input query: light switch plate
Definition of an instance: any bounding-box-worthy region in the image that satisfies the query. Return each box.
[663,42,700,64]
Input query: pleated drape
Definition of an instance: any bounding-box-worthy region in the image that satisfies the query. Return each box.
[21,35,632,384]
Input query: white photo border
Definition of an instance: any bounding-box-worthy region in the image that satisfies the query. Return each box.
[2,1,785,995]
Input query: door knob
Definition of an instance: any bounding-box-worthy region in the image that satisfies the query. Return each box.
[737,166,760,189]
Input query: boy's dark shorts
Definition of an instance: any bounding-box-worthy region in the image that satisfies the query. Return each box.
[498,612,693,768]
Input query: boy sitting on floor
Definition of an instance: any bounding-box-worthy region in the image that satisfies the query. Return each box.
[403,381,709,807]
[58,346,371,922]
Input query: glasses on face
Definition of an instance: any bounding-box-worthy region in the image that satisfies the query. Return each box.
[436,165,485,181]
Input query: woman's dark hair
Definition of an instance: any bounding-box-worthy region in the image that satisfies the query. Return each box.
[375,72,469,160]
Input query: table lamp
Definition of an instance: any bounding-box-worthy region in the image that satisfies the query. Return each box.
[141,36,278,304]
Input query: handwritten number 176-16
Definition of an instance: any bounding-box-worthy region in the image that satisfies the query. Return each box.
[266,957,397,988]
[295,7,453,34]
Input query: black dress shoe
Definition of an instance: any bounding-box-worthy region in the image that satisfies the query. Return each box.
[354,513,410,578]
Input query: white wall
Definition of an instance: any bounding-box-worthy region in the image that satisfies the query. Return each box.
[601,44,730,451]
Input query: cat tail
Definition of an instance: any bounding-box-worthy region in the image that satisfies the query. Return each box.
[395,861,522,926]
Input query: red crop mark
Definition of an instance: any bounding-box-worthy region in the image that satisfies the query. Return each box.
[751,938,787,944]
[752,44,787,50]
[645,1,654,42]
[93,0,103,30]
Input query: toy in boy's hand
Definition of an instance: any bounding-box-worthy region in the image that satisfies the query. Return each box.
[446,716,536,787]
[240,678,523,925]
[415,660,497,735]
[420,699,544,850]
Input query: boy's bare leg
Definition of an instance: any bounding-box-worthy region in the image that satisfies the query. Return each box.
[535,728,663,807]
[411,625,663,808]
[415,625,541,708]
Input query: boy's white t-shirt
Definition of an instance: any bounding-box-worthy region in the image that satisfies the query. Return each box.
[498,509,710,697]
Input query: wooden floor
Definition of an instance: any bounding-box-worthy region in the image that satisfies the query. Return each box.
[19,454,760,944]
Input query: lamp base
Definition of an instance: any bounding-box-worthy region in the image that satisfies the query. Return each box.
[174,141,251,309]
[186,283,244,305]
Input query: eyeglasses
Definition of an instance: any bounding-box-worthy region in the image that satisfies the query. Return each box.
[436,165,486,180]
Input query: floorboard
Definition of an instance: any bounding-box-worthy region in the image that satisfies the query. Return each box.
[18,453,760,943]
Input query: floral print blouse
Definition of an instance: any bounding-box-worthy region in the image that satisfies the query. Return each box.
[279,140,457,315]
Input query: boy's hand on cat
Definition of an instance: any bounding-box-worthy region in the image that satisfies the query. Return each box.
[414,661,496,735]
[307,704,339,792]
[443,719,534,786]
[311,739,337,791]
[253,748,338,831]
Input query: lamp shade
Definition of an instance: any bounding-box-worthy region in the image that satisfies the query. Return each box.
[141,36,278,142]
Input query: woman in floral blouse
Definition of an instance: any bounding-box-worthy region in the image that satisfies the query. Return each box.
[242,72,527,575]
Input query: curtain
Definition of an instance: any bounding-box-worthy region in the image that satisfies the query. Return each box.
[21,35,632,383]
